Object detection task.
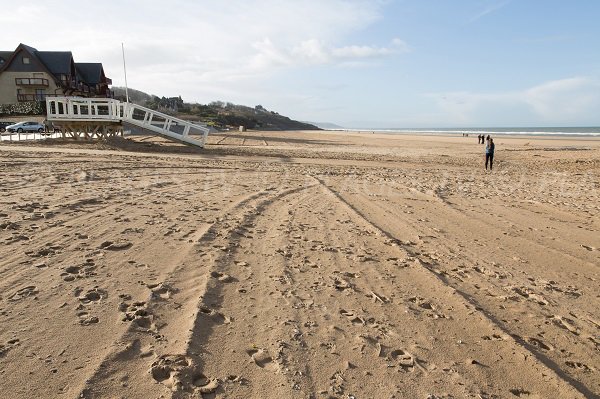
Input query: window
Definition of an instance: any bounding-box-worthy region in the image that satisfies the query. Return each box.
[35,89,46,101]
[23,57,30,64]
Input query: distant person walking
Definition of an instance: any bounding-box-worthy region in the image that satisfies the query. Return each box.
[485,137,495,170]
[477,134,482,144]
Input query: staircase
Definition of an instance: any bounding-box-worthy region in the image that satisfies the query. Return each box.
[46,97,210,147]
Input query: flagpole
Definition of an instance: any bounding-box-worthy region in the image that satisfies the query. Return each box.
[122,43,129,103]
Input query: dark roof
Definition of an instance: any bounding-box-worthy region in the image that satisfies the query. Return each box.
[1,44,110,86]
[0,51,12,60]
[20,44,39,54]
[0,44,44,73]
[0,51,12,66]
[76,63,104,84]
[37,51,73,74]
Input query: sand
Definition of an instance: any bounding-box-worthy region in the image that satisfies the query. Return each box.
[0,130,598,399]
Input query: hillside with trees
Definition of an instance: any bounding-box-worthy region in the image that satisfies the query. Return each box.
[112,87,320,131]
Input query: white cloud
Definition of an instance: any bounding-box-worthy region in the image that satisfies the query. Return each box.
[333,38,409,59]
[523,77,600,120]
[426,77,600,125]
[287,38,408,65]
[0,0,405,105]
[292,40,331,64]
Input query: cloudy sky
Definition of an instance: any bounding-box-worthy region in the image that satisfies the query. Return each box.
[2,0,599,127]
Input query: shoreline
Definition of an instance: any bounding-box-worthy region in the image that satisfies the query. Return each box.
[323,128,600,138]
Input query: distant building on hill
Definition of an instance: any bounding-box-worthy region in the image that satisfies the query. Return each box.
[0,43,112,105]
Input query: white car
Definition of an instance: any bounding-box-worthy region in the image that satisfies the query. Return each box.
[5,121,45,133]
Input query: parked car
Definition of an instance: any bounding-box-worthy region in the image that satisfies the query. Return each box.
[0,121,12,133]
[5,121,46,133]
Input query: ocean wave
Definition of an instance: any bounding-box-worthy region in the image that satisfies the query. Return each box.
[335,128,600,137]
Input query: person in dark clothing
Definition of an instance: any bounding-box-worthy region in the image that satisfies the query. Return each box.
[485,138,495,170]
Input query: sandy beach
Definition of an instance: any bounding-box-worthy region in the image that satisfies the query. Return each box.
[0,130,598,399]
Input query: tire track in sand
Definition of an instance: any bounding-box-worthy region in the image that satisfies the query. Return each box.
[323,176,600,396]
[136,176,587,398]
[313,176,594,399]
[76,179,314,398]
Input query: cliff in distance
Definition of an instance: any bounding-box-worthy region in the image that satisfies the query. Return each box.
[112,87,320,131]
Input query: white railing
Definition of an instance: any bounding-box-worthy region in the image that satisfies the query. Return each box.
[45,97,210,147]
[46,97,123,121]
[123,102,210,147]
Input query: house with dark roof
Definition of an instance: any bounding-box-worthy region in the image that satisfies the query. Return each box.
[0,43,112,105]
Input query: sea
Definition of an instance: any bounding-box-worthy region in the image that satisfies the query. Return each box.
[340,127,600,137]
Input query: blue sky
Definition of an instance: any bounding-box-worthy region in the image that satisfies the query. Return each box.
[1,0,599,127]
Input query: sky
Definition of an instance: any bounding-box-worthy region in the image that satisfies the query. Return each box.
[1,0,599,128]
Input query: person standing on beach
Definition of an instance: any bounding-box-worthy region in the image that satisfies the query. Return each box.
[485,138,495,170]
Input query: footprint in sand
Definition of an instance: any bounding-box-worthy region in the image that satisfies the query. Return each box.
[77,310,99,326]
[482,334,506,341]
[565,361,594,372]
[61,262,97,281]
[246,349,279,372]
[63,265,82,279]
[150,354,219,394]
[330,275,353,291]
[210,271,235,283]
[147,282,178,300]
[526,337,553,351]
[234,261,249,267]
[0,221,20,231]
[78,288,108,304]
[27,244,61,258]
[199,306,232,324]
[339,309,365,326]
[8,286,38,301]
[407,296,446,319]
[511,286,548,306]
[550,315,580,335]
[376,344,417,371]
[99,240,132,251]
[389,349,417,371]
[508,388,533,397]
[119,301,157,331]
[0,338,20,357]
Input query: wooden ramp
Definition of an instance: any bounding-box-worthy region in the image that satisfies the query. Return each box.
[45,97,210,147]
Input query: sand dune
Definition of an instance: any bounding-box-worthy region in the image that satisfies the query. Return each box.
[0,131,598,398]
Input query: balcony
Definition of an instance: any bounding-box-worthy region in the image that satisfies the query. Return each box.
[15,77,49,86]
[17,93,46,102]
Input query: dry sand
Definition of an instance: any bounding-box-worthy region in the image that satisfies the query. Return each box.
[0,130,598,399]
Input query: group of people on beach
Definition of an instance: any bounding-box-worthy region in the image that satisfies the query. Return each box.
[477,134,495,170]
